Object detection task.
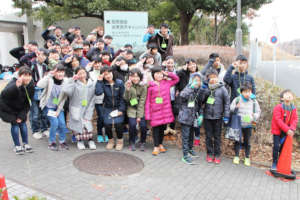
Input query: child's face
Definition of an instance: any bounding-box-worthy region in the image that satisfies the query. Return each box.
[213,57,221,68]
[49,53,59,61]
[97,42,105,50]
[151,48,158,54]
[93,62,102,70]
[104,38,112,45]
[238,60,248,72]
[102,55,110,61]
[125,53,133,60]
[188,62,197,73]
[166,59,174,71]
[83,45,90,52]
[241,89,251,99]
[130,73,140,85]
[208,74,218,85]
[61,47,69,55]
[283,92,294,102]
[146,57,154,65]
[21,74,32,85]
[54,70,65,80]
[71,58,80,68]
[77,69,87,81]
[154,71,163,81]
[103,71,113,82]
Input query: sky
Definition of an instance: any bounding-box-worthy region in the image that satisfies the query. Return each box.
[1,0,299,43]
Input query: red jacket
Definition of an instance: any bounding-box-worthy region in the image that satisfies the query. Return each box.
[271,104,298,135]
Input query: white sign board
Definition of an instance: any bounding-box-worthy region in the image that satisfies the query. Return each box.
[104,11,148,52]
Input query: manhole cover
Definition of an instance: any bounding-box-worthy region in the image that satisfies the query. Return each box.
[73,152,144,176]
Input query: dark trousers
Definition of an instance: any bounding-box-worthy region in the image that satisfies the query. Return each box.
[105,123,124,139]
[272,135,285,165]
[234,128,252,158]
[169,101,177,129]
[204,119,223,157]
[128,117,147,144]
[153,125,166,147]
[194,127,200,139]
[95,104,104,136]
[181,124,194,156]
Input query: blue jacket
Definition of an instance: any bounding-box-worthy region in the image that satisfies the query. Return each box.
[95,79,125,124]
[223,65,256,102]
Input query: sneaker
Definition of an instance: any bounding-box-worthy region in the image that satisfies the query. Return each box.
[206,155,213,163]
[244,158,251,166]
[48,143,58,151]
[271,163,277,171]
[159,145,167,153]
[182,156,193,165]
[59,142,69,150]
[129,144,136,151]
[140,143,145,151]
[104,135,109,142]
[32,132,42,140]
[88,140,97,150]
[97,135,104,143]
[42,130,50,138]
[152,147,160,156]
[14,146,24,155]
[214,157,221,164]
[193,139,200,146]
[233,156,240,164]
[71,134,77,143]
[188,150,199,157]
[23,144,33,153]
[77,141,86,150]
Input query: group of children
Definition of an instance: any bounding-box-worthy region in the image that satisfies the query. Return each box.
[0,23,298,171]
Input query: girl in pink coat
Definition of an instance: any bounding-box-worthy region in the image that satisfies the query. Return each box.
[145,66,179,155]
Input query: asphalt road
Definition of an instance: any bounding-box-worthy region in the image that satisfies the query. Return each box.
[256,61,300,96]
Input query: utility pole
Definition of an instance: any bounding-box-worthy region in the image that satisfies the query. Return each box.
[236,0,243,56]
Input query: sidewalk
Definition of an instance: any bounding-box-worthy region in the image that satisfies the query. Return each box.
[0,119,299,200]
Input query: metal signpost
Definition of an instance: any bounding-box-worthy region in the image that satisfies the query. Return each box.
[271,35,278,85]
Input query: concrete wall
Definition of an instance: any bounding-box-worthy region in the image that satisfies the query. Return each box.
[0,32,21,66]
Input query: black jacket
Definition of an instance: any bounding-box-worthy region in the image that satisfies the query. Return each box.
[203,83,230,120]
[9,47,26,62]
[0,78,34,124]
[86,47,102,61]
[223,65,256,102]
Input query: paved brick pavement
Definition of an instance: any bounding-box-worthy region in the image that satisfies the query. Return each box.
[0,119,299,200]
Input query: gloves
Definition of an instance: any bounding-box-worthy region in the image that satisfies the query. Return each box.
[250,93,256,99]
[197,115,203,126]
[223,117,229,125]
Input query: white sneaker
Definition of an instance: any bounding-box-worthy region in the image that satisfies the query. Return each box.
[14,146,24,155]
[88,140,96,150]
[42,130,50,138]
[77,141,86,150]
[23,144,33,153]
[32,132,42,140]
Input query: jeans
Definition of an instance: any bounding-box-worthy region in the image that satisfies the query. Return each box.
[11,122,28,146]
[30,99,48,133]
[128,117,147,144]
[44,107,69,144]
[272,135,284,165]
[181,124,194,156]
[95,104,105,136]
[152,125,166,147]
[105,123,124,139]
[234,128,252,158]
[204,119,223,157]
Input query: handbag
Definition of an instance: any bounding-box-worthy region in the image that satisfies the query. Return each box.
[225,98,242,142]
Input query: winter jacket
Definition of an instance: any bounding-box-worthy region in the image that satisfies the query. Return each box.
[124,83,147,119]
[112,65,129,83]
[152,32,174,60]
[178,86,207,126]
[104,44,115,59]
[41,29,60,43]
[176,69,192,92]
[223,65,256,102]
[145,72,179,127]
[59,79,96,133]
[0,78,34,124]
[203,83,230,120]
[30,60,48,84]
[36,74,68,113]
[95,79,125,125]
[20,52,37,67]
[89,70,104,104]
[86,47,102,61]
[230,95,261,128]
[271,103,298,135]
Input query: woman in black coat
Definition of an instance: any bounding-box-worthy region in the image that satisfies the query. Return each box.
[0,67,34,155]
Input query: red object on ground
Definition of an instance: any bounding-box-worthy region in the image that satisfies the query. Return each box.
[277,135,293,175]
[0,174,9,200]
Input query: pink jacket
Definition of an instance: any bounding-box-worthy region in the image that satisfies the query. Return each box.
[145,72,179,127]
